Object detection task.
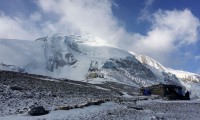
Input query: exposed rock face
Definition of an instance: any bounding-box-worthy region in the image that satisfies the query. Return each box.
[28,106,49,116]
[46,52,77,72]
[103,57,156,80]
[64,53,78,65]
[64,36,81,53]
[44,34,78,72]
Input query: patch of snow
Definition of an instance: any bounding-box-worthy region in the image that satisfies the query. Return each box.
[0,102,121,120]
[122,92,133,98]
[94,86,111,91]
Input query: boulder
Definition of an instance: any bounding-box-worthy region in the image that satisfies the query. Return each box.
[127,106,143,110]
[10,86,23,91]
[28,106,49,116]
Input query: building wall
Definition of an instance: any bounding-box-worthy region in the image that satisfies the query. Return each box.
[150,86,165,97]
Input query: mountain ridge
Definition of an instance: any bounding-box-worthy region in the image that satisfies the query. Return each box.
[0,34,200,98]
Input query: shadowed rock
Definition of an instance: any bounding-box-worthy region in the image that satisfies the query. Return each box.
[28,106,49,116]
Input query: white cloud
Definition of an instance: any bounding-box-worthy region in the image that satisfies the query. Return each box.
[1,0,124,41]
[30,12,41,21]
[138,0,154,21]
[0,12,40,40]
[0,0,131,43]
[133,9,200,65]
[36,0,132,44]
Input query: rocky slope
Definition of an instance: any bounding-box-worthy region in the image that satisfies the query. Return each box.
[0,70,143,117]
[1,72,200,120]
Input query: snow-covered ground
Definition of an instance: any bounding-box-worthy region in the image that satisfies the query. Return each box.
[0,102,122,120]
[1,71,200,120]
[2,98,200,120]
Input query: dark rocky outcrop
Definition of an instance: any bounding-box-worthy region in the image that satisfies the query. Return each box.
[10,86,23,91]
[57,99,110,111]
[127,106,143,110]
[28,106,49,116]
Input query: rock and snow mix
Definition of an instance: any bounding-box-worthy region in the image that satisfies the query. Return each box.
[0,34,156,84]
[1,71,200,120]
[134,53,200,98]
[0,34,200,88]
[0,71,138,118]
[1,34,200,119]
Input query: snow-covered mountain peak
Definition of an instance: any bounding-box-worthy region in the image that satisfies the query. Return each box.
[63,34,109,46]
[1,34,200,98]
[0,34,157,87]
[134,53,200,82]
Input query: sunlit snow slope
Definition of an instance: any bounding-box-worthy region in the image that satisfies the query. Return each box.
[134,54,200,82]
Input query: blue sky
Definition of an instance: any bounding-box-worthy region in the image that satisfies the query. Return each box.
[0,0,200,74]
[113,0,200,34]
[112,0,200,72]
